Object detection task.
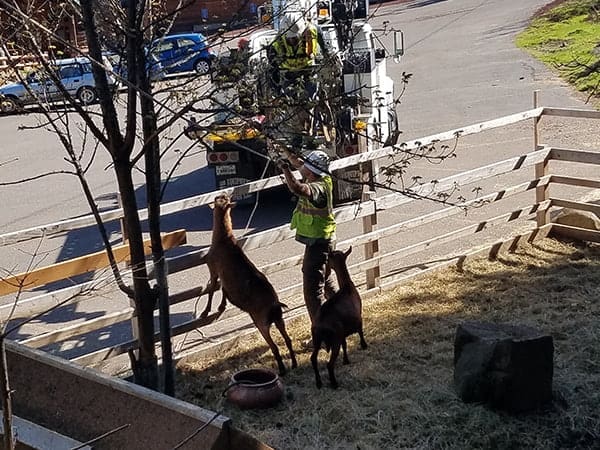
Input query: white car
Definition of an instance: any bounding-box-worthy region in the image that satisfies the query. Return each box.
[0,56,118,114]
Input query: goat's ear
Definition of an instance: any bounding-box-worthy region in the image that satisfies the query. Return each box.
[229,201,237,209]
[208,202,215,210]
[345,246,352,257]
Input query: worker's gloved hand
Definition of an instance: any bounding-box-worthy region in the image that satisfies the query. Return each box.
[276,158,290,171]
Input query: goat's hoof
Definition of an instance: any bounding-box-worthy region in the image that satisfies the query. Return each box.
[291,360,298,369]
[315,381,322,389]
[343,359,350,365]
[361,342,368,350]
[330,382,339,389]
[278,367,286,376]
[200,310,209,319]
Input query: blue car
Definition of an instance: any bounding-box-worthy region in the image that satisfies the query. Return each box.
[103,51,165,83]
[149,33,217,75]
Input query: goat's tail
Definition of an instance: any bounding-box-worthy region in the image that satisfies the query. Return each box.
[267,302,287,324]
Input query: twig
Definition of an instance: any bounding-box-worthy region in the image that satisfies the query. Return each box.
[70,423,130,450]
[171,410,223,450]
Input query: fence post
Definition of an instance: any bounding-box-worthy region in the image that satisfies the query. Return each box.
[533,91,550,226]
[362,191,380,290]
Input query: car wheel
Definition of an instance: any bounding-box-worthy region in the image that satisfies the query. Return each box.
[77,86,98,105]
[0,96,20,114]
[194,59,211,75]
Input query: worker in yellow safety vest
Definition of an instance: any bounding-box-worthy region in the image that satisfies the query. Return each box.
[270,13,319,72]
[277,148,336,326]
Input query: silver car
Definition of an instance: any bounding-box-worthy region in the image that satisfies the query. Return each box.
[0,56,118,114]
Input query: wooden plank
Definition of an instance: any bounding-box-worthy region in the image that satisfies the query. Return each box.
[20,308,135,348]
[549,148,600,165]
[550,175,600,189]
[550,224,600,243]
[0,275,117,321]
[549,198,600,216]
[0,208,126,247]
[6,341,231,430]
[379,225,553,290]
[336,179,550,252]
[350,201,550,273]
[260,254,303,276]
[9,284,213,345]
[329,108,545,170]
[376,147,551,211]
[71,310,229,367]
[542,107,600,120]
[1,267,213,325]
[0,230,186,297]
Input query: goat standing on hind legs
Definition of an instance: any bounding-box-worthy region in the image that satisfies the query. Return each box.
[311,247,368,389]
[201,194,297,375]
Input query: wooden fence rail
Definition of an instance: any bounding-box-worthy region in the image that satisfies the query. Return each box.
[1,106,599,368]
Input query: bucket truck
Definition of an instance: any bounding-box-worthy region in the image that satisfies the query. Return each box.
[190,0,404,204]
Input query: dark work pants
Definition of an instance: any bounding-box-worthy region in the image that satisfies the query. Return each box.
[302,240,336,324]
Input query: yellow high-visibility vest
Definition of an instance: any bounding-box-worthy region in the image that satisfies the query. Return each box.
[291,176,336,239]
[272,26,318,71]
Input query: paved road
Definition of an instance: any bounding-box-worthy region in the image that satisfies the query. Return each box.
[1,0,598,359]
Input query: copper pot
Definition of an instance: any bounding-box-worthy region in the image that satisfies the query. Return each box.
[226,368,284,409]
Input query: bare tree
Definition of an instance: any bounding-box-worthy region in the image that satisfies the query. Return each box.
[0,0,215,393]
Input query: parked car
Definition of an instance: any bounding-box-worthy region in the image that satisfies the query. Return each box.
[0,56,118,114]
[103,51,165,83]
[149,33,217,75]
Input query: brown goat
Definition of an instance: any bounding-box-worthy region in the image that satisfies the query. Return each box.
[201,193,297,375]
[310,246,367,388]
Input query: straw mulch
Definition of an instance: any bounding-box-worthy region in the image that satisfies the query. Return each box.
[176,237,600,449]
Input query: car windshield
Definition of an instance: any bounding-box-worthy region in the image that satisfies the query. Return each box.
[57,64,82,79]
[26,69,52,83]
[152,40,175,53]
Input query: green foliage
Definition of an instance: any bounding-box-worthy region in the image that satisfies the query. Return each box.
[536,0,599,22]
[517,0,600,101]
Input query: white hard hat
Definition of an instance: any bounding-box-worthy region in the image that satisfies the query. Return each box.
[304,150,330,176]
[281,12,306,38]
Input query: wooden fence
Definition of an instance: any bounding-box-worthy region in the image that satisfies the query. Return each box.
[0,105,599,370]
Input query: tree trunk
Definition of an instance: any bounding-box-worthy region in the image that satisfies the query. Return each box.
[139,51,174,395]
[114,161,159,390]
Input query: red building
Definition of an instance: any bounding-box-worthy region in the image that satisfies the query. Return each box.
[167,0,269,33]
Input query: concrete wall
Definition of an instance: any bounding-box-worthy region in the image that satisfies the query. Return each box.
[5,341,269,450]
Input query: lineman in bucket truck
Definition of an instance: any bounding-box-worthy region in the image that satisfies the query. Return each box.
[268,13,327,145]
[268,12,321,95]
[277,148,336,326]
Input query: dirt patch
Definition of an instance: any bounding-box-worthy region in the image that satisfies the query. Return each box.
[175,237,600,449]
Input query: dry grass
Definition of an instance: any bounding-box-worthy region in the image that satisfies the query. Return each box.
[176,237,600,449]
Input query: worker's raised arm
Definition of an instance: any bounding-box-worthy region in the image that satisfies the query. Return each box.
[277,159,312,197]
